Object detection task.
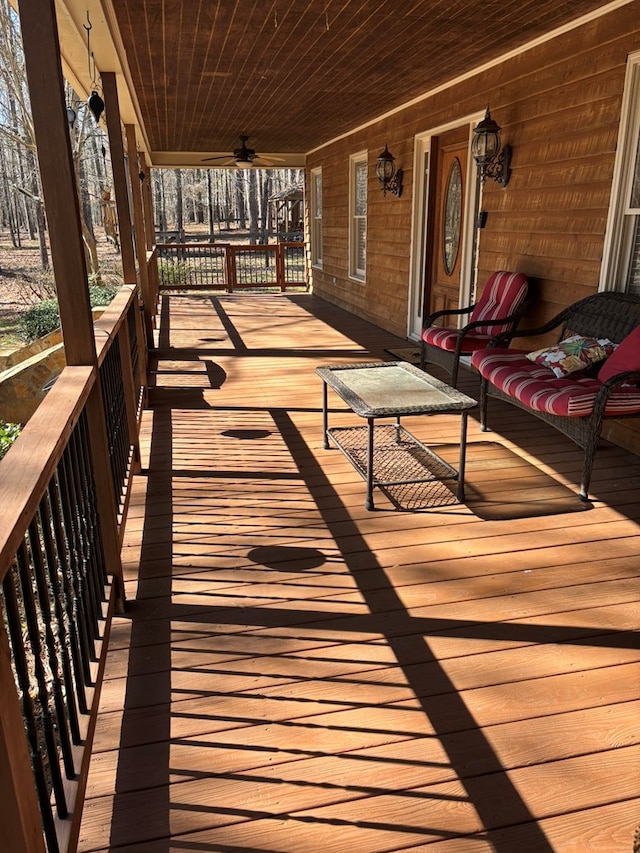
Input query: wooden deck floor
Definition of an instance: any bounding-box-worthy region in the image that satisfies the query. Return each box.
[79,293,640,853]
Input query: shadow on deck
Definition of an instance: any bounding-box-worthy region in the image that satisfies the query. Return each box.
[79,293,640,853]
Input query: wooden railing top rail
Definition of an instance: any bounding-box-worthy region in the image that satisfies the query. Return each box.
[157,242,231,249]
[0,365,95,584]
[156,241,304,250]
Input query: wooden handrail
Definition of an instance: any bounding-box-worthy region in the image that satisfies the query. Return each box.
[0,366,95,582]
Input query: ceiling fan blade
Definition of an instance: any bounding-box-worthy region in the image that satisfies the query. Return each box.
[201,154,236,163]
[253,155,287,165]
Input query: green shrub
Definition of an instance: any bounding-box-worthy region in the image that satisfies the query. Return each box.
[18,287,118,343]
[159,259,190,287]
[88,284,118,307]
[19,299,60,342]
[0,422,21,460]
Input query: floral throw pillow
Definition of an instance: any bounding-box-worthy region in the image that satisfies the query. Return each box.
[526,335,617,379]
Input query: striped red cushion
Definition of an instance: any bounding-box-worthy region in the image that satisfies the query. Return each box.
[421,327,493,352]
[470,271,529,336]
[472,349,640,417]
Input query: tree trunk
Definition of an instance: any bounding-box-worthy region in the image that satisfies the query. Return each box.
[174,168,184,237]
[225,172,233,229]
[235,171,246,229]
[206,169,215,240]
[36,196,49,269]
[260,171,271,244]
[155,171,166,234]
[78,153,94,237]
[248,170,259,244]
[81,215,99,282]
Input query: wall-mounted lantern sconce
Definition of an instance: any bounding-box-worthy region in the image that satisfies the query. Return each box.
[376,145,403,197]
[471,108,511,188]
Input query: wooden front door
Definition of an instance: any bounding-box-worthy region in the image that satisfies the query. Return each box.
[425,126,470,318]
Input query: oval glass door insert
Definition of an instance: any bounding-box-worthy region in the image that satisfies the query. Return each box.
[443,158,462,276]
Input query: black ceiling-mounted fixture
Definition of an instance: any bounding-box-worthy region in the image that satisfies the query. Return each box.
[376,145,403,197]
[88,91,105,123]
[202,136,285,167]
[471,107,511,188]
[84,13,104,125]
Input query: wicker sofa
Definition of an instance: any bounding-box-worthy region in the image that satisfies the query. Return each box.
[471,292,640,501]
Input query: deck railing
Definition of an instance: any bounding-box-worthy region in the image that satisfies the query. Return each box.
[0,284,146,853]
[156,241,308,292]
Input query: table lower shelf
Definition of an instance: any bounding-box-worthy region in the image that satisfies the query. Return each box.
[326,423,462,509]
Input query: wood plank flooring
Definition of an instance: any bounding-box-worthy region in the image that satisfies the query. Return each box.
[78,293,640,853]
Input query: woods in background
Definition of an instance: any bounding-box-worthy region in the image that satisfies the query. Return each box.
[0,0,304,283]
[154,167,304,244]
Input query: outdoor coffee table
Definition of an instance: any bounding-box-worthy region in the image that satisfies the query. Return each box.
[316,361,477,510]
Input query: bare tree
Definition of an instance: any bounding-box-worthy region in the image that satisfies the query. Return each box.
[0,0,48,265]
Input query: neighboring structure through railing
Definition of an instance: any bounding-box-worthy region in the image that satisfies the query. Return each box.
[156,241,308,292]
[0,284,146,853]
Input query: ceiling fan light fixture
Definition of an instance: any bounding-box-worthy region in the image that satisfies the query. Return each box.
[233,135,256,166]
[201,135,285,167]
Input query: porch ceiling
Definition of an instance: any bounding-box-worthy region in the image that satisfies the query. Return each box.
[60,0,617,168]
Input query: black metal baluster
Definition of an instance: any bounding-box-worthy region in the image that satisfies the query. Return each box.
[15,538,68,819]
[67,425,101,645]
[76,410,108,591]
[114,343,129,497]
[100,343,125,503]
[2,568,60,852]
[36,495,81,757]
[58,446,94,684]
[48,475,89,716]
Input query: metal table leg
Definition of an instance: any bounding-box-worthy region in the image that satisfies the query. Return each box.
[322,380,329,449]
[457,410,468,501]
[365,416,375,510]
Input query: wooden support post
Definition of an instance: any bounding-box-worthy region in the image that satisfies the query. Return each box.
[18,0,95,366]
[101,73,138,289]
[126,125,154,338]
[139,152,156,250]
[139,152,160,319]
[17,0,125,598]
[0,618,46,853]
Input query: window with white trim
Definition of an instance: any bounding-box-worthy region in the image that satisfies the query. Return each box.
[350,152,367,280]
[601,51,640,294]
[310,167,323,267]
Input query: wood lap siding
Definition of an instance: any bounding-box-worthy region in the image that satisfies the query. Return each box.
[308,4,640,340]
[478,20,629,319]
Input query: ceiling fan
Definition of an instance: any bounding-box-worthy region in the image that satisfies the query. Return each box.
[202,136,285,167]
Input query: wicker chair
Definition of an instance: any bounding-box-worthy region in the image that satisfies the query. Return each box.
[420,270,530,387]
[472,291,640,501]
